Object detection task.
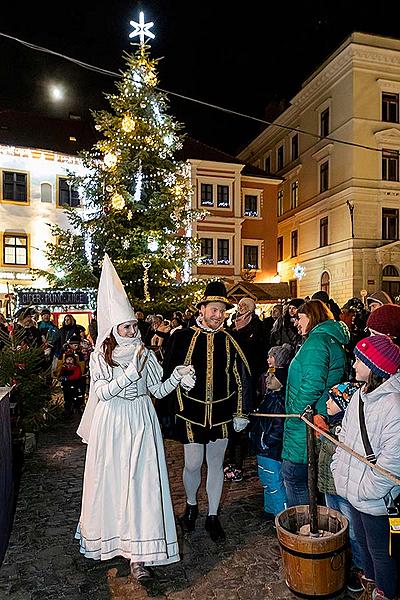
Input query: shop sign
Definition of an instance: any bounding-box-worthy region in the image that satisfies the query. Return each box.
[17,290,89,306]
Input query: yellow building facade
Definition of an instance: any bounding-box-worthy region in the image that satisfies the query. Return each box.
[239,32,400,305]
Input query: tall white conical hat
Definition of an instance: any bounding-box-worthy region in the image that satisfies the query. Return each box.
[95,253,137,349]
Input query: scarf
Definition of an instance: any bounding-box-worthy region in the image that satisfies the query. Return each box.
[111,325,142,368]
[234,310,252,331]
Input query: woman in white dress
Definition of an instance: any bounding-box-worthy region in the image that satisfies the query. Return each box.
[75,255,195,580]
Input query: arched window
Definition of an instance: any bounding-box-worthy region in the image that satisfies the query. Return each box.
[321,271,330,295]
[41,182,52,203]
[382,264,400,299]
[382,265,399,277]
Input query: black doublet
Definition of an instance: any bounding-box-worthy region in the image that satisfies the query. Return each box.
[162,326,251,444]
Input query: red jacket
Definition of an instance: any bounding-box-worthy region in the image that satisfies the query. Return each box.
[60,364,82,381]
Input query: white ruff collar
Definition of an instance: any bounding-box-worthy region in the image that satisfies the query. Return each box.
[196,315,224,333]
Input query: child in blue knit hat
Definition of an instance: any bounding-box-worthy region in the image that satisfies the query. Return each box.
[317,381,362,593]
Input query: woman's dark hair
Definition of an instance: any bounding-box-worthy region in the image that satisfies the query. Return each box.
[102,331,118,367]
[297,299,334,333]
[364,370,387,393]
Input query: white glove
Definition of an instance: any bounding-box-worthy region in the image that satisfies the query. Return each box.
[181,372,196,391]
[233,415,250,432]
[176,365,195,378]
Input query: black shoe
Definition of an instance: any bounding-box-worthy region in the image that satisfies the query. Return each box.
[347,567,364,593]
[181,503,198,532]
[205,515,226,543]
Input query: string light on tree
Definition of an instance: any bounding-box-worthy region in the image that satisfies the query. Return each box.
[142,260,151,302]
[40,10,204,310]
[121,114,136,132]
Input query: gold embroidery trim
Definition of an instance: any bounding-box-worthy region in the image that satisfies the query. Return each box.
[186,421,194,443]
[184,328,201,366]
[222,423,228,438]
[225,331,251,375]
[225,335,231,397]
[206,332,214,427]
[233,360,243,415]
[177,386,184,411]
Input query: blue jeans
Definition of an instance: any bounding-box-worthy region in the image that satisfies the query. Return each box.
[281,460,309,507]
[349,505,397,599]
[257,456,287,516]
[325,493,362,570]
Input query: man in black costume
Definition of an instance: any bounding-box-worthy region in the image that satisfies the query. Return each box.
[162,281,251,542]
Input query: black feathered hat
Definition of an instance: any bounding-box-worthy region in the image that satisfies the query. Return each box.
[196,281,234,310]
[68,333,81,344]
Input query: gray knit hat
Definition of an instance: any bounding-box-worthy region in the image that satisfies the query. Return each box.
[268,343,293,368]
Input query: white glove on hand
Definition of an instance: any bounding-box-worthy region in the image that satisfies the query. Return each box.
[233,416,250,433]
[176,365,195,378]
[174,365,196,391]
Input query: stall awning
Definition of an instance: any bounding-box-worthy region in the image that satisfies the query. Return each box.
[227,281,290,303]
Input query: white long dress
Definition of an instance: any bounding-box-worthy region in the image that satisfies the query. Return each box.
[75,348,181,566]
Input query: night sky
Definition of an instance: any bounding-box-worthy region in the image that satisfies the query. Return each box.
[1,2,400,155]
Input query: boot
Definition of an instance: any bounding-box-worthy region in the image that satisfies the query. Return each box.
[181,502,198,532]
[205,515,226,543]
[130,562,151,581]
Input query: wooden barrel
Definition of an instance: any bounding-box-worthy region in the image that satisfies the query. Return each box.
[275,505,349,598]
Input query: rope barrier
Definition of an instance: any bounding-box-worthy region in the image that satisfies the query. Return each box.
[250,410,400,486]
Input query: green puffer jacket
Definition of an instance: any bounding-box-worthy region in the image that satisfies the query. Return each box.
[282,320,349,465]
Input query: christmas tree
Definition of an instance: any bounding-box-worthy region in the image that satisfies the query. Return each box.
[40,25,205,311]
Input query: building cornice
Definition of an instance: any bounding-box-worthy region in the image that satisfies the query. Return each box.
[0,144,82,165]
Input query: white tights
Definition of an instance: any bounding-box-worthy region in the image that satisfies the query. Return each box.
[183,438,229,516]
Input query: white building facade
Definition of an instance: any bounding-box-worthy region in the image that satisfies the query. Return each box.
[0,144,84,311]
[238,32,400,305]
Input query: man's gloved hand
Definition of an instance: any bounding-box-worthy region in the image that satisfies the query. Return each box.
[174,365,196,391]
[233,415,250,432]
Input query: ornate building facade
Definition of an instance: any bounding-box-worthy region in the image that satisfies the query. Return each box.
[238,32,400,305]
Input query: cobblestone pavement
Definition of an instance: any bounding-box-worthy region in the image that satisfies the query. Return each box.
[0,417,356,600]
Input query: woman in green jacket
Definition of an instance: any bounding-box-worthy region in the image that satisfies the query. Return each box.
[281,299,349,507]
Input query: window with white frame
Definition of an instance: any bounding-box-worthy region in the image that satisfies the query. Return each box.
[277,236,283,262]
[320,108,330,137]
[382,208,399,240]
[199,237,231,265]
[200,183,213,206]
[217,185,230,208]
[243,194,257,217]
[58,177,80,207]
[291,230,298,258]
[277,189,283,216]
[3,233,28,265]
[200,238,213,263]
[199,180,232,208]
[291,134,299,160]
[290,180,299,209]
[243,245,259,270]
[2,171,28,202]
[277,145,284,170]
[382,93,399,123]
[382,149,399,182]
[217,239,230,264]
[320,160,329,192]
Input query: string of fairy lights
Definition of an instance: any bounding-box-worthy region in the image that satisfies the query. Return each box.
[0,16,396,307]
[0,29,392,156]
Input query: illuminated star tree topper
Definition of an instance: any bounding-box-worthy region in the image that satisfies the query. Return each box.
[129,11,155,45]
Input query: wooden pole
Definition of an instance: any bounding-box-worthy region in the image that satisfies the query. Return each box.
[304,406,319,535]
